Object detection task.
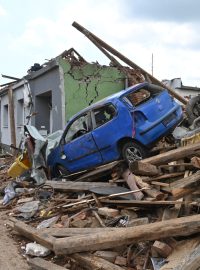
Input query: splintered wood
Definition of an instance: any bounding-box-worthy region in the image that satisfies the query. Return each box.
[3,143,200,270]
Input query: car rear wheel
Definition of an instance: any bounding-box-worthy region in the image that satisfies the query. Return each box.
[122,141,148,163]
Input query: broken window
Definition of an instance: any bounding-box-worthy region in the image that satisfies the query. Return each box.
[93,104,116,128]
[17,99,24,126]
[123,84,163,107]
[65,113,90,143]
[3,104,8,127]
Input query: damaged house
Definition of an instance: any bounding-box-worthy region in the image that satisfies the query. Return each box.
[0,22,191,153]
[1,22,200,270]
[163,78,200,100]
[0,49,142,151]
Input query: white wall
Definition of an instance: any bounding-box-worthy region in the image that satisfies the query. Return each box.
[175,88,200,99]
[0,83,31,148]
[1,93,11,146]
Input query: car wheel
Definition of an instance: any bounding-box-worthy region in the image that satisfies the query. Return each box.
[55,164,70,178]
[186,95,200,126]
[122,142,148,163]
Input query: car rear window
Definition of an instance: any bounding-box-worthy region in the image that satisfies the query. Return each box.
[123,84,164,107]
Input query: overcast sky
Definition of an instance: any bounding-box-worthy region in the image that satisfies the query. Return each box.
[0,0,200,86]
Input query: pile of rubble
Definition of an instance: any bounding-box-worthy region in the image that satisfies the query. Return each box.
[0,137,200,270]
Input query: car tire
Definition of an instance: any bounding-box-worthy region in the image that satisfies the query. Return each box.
[122,141,148,163]
[186,95,200,126]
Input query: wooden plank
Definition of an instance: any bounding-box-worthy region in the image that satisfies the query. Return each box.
[89,186,135,199]
[151,181,170,187]
[122,169,144,200]
[173,244,200,270]
[92,192,103,207]
[92,209,106,227]
[142,142,200,165]
[143,172,184,182]
[46,180,116,192]
[94,251,118,263]
[61,188,147,209]
[159,163,194,171]
[152,240,173,258]
[72,253,124,270]
[130,161,159,176]
[75,161,125,182]
[12,219,55,250]
[40,227,127,237]
[54,214,200,255]
[162,200,183,221]
[28,257,68,270]
[160,238,200,270]
[133,174,165,200]
[101,199,186,207]
[169,171,200,199]
[127,217,149,227]
[191,156,200,168]
[114,256,127,266]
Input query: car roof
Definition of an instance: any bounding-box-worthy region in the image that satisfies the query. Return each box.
[69,82,149,122]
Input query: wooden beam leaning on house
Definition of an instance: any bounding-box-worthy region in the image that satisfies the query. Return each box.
[72,21,187,105]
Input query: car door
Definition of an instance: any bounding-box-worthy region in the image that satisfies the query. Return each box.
[91,103,124,163]
[62,112,103,172]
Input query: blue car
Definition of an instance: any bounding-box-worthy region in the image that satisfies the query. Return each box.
[47,82,183,177]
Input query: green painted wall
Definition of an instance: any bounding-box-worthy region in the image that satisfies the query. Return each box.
[59,58,126,121]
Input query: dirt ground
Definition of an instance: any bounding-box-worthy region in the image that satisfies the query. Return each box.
[0,211,30,270]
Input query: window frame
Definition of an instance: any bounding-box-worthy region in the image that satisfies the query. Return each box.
[62,111,92,144]
[3,104,9,127]
[91,102,117,130]
[122,84,163,109]
[17,98,24,127]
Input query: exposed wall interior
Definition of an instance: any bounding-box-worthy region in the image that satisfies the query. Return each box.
[59,58,126,121]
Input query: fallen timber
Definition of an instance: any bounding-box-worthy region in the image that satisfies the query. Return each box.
[3,122,200,269]
[142,142,200,165]
[53,215,200,254]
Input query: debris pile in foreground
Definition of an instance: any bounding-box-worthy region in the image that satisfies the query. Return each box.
[1,141,200,270]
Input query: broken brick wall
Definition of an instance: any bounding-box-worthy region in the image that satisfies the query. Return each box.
[59,58,127,121]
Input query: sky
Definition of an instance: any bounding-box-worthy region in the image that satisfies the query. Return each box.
[0,0,200,86]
